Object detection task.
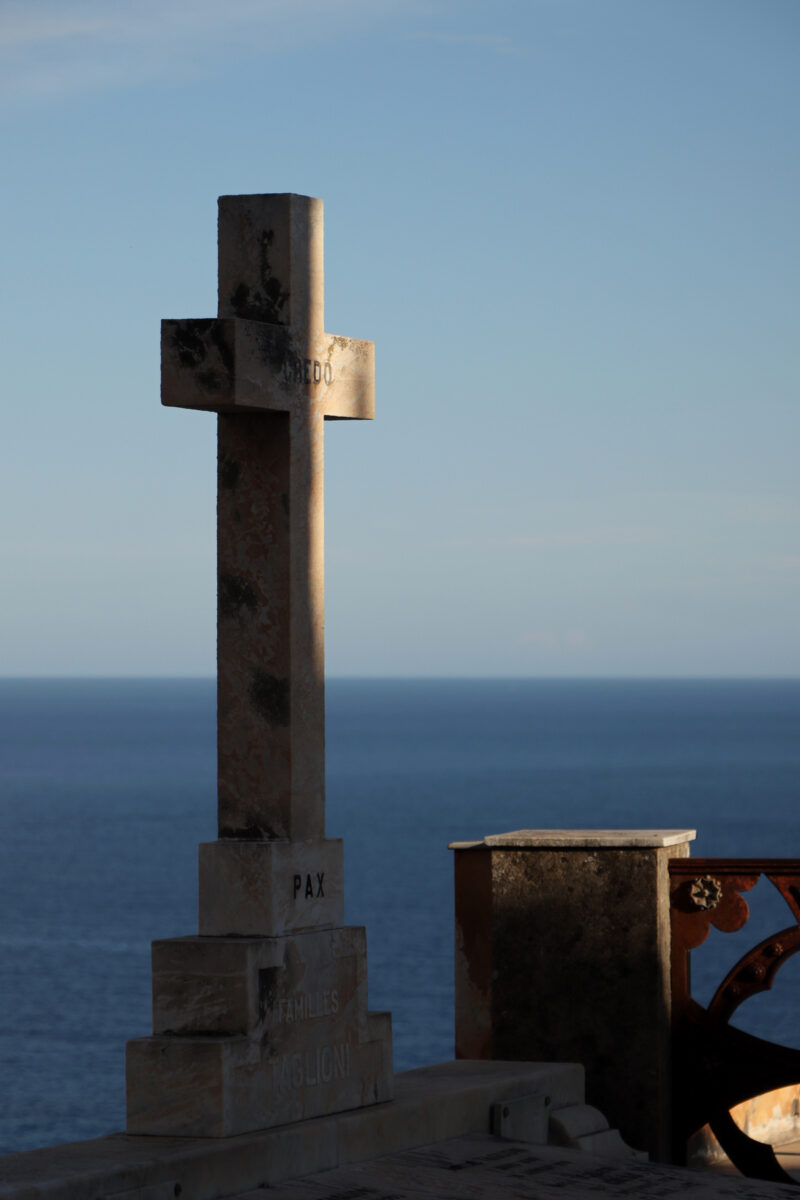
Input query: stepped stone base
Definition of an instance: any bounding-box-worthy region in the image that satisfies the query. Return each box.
[126,1016,392,1137]
[126,926,393,1137]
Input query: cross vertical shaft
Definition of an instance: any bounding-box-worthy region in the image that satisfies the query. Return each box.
[216,195,326,842]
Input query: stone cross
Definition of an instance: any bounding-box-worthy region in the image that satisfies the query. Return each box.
[161,194,376,936]
[127,196,392,1137]
[163,193,373,848]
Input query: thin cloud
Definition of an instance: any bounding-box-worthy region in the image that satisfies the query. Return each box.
[766,554,800,571]
[0,0,417,105]
[442,526,669,552]
[407,31,525,55]
[0,11,109,49]
[504,527,666,550]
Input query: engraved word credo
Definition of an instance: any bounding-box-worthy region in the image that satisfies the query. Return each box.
[282,356,334,386]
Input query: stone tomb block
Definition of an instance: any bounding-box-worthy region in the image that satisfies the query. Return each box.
[127,927,393,1137]
[151,926,365,1037]
[198,838,344,937]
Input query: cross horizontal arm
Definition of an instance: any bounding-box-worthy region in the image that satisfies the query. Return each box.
[162,318,374,420]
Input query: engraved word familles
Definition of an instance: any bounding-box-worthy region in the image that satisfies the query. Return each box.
[269,989,339,1026]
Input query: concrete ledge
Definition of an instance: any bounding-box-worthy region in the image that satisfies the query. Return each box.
[0,1061,584,1200]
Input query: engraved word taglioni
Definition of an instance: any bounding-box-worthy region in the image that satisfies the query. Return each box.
[271,1042,352,1093]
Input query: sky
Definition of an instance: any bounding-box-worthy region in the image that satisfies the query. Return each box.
[1,0,798,677]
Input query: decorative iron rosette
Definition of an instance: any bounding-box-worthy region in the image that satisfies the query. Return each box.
[689,875,723,911]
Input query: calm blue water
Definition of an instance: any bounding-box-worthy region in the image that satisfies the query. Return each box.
[1,677,799,1153]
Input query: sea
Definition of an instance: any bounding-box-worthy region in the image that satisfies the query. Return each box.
[0,677,799,1155]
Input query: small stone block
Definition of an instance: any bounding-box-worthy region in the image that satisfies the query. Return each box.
[548,1103,609,1143]
[126,1037,228,1137]
[152,927,368,1038]
[198,839,343,937]
[574,1128,648,1161]
[490,1093,550,1144]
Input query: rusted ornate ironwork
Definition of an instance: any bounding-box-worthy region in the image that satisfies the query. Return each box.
[670,857,800,1184]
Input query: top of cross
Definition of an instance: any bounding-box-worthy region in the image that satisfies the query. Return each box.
[218,193,324,336]
[162,193,373,421]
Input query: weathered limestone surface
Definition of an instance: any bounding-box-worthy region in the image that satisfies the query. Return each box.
[125,194,391,1136]
[197,838,344,936]
[127,1015,392,1137]
[161,320,374,418]
[166,193,374,844]
[151,927,368,1037]
[451,829,695,1163]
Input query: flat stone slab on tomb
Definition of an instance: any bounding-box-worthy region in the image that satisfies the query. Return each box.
[452,829,697,850]
[232,1134,800,1199]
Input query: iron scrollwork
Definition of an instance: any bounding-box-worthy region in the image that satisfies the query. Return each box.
[670,858,800,1185]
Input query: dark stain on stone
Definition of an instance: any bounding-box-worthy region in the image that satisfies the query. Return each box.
[173,319,214,368]
[197,369,223,393]
[172,319,233,391]
[219,822,263,840]
[280,492,289,518]
[259,230,290,321]
[211,321,235,375]
[258,967,280,1024]
[228,230,289,324]
[219,571,258,618]
[254,324,291,375]
[249,671,290,726]
[230,283,251,314]
[219,456,240,490]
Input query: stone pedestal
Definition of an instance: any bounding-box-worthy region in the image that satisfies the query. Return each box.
[450,829,695,1162]
[127,924,392,1137]
[127,840,392,1137]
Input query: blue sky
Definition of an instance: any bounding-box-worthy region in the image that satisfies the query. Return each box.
[1,0,798,676]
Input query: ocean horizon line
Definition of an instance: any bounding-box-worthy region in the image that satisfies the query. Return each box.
[2,673,800,683]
